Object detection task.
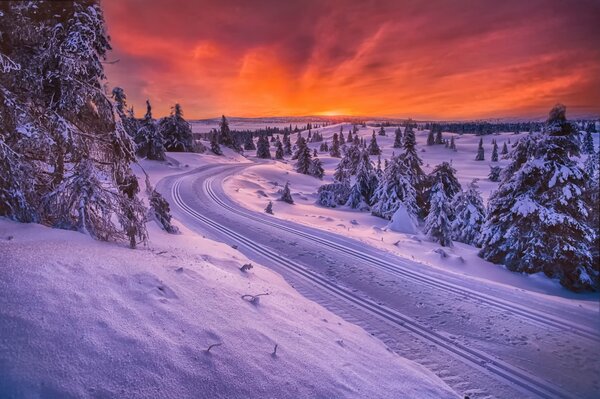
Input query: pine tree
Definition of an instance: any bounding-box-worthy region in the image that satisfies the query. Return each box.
[265,201,274,214]
[435,128,443,145]
[399,127,427,216]
[378,126,386,136]
[450,135,456,151]
[283,132,293,155]
[424,177,453,247]
[149,186,179,234]
[347,129,353,143]
[111,87,137,138]
[339,130,346,145]
[244,133,256,151]
[475,137,485,160]
[428,162,462,206]
[479,104,597,291]
[294,137,313,174]
[313,148,318,157]
[488,165,502,182]
[427,129,435,145]
[279,182,294,204]
[451,180,485,246]
[368,131,381,155]
[256,135,271,159]
[159,103,193,152]
[501,141,509,156]
[583,130,595,154]
[330,133,341,157]
[309,157,325,179]
[491,140,499,162]
[219,115,239,151]
[371,154,418,220]
[393,127,403,148]
[136,100,166,161]
[210,132,223,155]
[275,140,284,159]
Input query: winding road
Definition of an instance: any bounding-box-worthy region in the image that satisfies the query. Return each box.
[157,162,600,399]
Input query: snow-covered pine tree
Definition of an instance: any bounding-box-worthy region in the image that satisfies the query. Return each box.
[584,149,599,267]
[136,100,166,161]
[210,132,223,155]
[435,128,443,145]
[582,130,595,154]
[309,157,325,179]
[313,148,318,157]
[339,130,346,145]
[218,115,240,151]
[371,154,418,220]
[148,183,179,234]
[256,135,271,159]
[399,126,427,216]
[294,137,312,174]
[283,132,293,155]
[330,133,341,157]
[479,104,597,291]
[275,140,284,159]
[244,133,256,151]
[265,200,274,214]
[111,87,138,138]
[347,129,353,143]
[379,126,386,136]
[279,182,294,204]
[427,129,435,145]
[475,137,485,160]
[488,165,502,182]
[501,141,509,156]
[0,1,148,246]
[368,131,381,155]
[393,127,403,148]
[449,135,456,151]
[491,140,499,162]
[159,103,193,152]
[451,180,485,246]
[424,177,453,247]
[428,162,462,210]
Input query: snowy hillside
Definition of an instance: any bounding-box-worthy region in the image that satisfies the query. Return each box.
[0,217,457,399]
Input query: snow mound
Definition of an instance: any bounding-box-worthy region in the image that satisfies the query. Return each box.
[386,204,418,234]
[0,219,456,399]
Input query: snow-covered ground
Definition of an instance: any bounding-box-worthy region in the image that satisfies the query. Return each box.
[0,155,457,398]
[224,124,599,304]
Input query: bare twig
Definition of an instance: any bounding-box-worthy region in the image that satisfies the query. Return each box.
[240,263,253,272]
[241,292,269,305]
[271,344,278,357]
[204,342,222,353]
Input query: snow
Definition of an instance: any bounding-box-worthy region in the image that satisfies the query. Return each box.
[223,124,599,305]
[0,160,457,398]
[386,203,417,234]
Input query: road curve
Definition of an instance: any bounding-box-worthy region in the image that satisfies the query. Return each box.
[157,162,600,399]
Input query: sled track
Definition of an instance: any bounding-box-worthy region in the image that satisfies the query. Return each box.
[171,176,573,399]
[202,173,600,344]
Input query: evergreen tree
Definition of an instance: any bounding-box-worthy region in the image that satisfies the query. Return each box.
[393,127,403,148]
[210,132,222,155]
[136,100,166,161]
[583,130,595,154]
[256,135,271,159]
[475,137,485,160]
[159,103,193,152]
[313,148,318,157]
[435,128,443,145]
[491,140,499,162]
[244,133,256,151]
[294,137,313,174]
[371,154,418,220]
[449,136,456,151]
[340,130,346,145]
[111,87,137,138]
[265,200,274,214]
[424,177,453,247]
[347,130,353,143]
[219,115,239,151]
[427,129,435,145]
[368,131,381,155]
[489,165,502,182]
[479,104,597,291]
[451,180,485,246]
[501,141,509,156]
[399,127,427,215]
[428,162,462,206]
[279,182,294,204]
[309,157,325,179]
[148,185,179,234]
[283,132,292,155]
[378,126,386,136]
[275,140,284,159]
[330,133,341,157]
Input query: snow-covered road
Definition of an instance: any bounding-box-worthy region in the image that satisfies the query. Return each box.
[157,162,600,399]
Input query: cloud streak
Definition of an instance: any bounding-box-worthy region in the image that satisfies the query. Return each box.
[103,0,600,119]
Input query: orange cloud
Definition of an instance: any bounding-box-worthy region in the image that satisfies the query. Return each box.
[103,0,600,119]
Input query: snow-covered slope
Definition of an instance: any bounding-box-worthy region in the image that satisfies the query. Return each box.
[0,219,457,399]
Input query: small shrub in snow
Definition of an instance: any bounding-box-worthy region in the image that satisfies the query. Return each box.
[279,182,294,204]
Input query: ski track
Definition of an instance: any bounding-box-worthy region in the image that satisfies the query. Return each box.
[158,162,597,399]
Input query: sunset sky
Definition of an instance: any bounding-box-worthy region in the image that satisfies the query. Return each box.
[103,0,600,120]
